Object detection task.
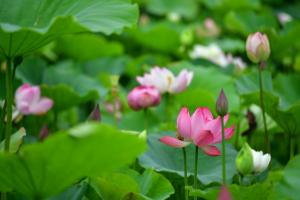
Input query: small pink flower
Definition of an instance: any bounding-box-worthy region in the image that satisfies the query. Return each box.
[15,84,53,115]
[137,67,193,94]
[127,86,161,111]
[160,107,235,156]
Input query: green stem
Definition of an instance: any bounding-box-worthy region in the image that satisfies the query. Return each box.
[1,192,6,200]
[143,108,148,129]
[193,146,198,200]
[258,65,270,153]
[182,147,189,200]
[221,115,226,185]
[289,132,294,160]
[4,58,13,152]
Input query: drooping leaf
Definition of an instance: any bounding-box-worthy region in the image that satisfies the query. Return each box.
[0,0,138,57]
[0,128,26,153]
[0,123,146,199]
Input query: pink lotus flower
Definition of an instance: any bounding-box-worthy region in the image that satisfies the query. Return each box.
[15,84,53,115]
[127,86,161,111]
[159,107,234,156]
[137,67,193,94]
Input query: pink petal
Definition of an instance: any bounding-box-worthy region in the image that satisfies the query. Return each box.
[177,107,192,139]
[191,108,206,139]
[194,130,214,147]
[172,70,191,93]
[159,136,190,148]
[29,98,53,115]
[201,146,221,156]
[202,107,214,121]
[218,185,232,200]
[16,83,30,93]
[225,125,235,140]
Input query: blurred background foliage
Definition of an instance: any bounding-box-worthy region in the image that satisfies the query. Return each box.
[1,0,300,199]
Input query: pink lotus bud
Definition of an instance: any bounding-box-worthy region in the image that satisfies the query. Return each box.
[39,125,49,141]
[246,32,270,63]
[217,185,232,200]
[88,104,101,121]
[127,86,161,111]
[15,84,53,115]
[216,89,228,117]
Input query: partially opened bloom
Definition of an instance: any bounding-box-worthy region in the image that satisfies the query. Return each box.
[137,67,193,94]
[160,107,235,156]
[127,86,161,111]
[236,143,271,175]
[246,32,270,63]
[15,84,53,115]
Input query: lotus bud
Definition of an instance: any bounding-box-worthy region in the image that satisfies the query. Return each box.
[217,185,232,200]
[127,86,161,111]
[236,143,253,175]
[39,125,49,141]
[246,32,270,63]
[88,104,101,121]
[216,89,228,117]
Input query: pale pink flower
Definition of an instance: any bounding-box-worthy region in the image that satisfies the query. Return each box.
[15,84,53,115]
[137,67,193,94]
[160,107,235,156]
[127,86,161,111]
[246,32,270,63]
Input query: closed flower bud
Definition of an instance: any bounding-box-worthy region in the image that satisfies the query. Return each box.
[216,89,228,116]
[246,32,270,63]
[88,104,101,121]
[236,143,253,175]
[127,86,161,111]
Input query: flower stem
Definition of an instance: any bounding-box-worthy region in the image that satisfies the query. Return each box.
[182,147,189,200]
[193,146,198,200]
[221,115,226,185]
[143,108,148,129]
[289,132,295,160]
[4,58,13,152]
[258,64,270,153]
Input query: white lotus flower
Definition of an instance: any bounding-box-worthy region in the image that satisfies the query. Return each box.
[137,67,193,94]
[189,43,230,67]
[251,149,271,173]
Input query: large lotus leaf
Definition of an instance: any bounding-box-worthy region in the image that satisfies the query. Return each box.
[224,10,278,36]
[236,71,300,134]
[146,0,198,19]
[0,123,146,199]
[270,155,300,200]
[139,134,237,185]
[127,22,181,53]
[0,0,138,57]
[202,0,260,11]
[43,61,107,97]
[55,34,124,61]
[92,169,174,200]
[191,171,282,200]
